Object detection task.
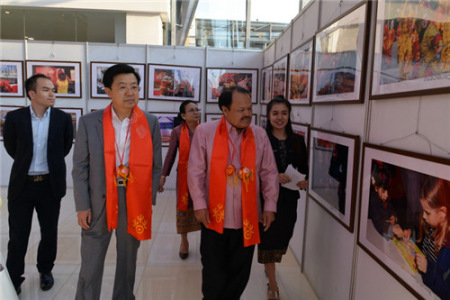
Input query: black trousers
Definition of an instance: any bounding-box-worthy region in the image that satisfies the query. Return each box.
[200,225,255,300]
[6,179,61,288]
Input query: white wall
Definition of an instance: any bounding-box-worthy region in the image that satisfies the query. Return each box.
[262,0,450,299]
[1,0,171,22]
[126,13,163,45]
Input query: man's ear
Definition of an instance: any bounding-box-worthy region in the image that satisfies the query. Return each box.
[105,87,112,98]
[28,90,35,100]
[221,105,229,113]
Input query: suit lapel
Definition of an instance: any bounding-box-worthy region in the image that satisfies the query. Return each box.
[95,111,105,149]
[24,106,33,148]
[47,108,56,147]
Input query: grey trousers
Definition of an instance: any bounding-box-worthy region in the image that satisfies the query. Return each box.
[75,187,141,300]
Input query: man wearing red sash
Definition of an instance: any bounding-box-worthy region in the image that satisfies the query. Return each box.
[188,86,279,300]
[72,64,162,300]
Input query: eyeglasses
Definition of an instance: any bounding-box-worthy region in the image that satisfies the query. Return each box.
[186,108,201,113]
[115,86,141,93]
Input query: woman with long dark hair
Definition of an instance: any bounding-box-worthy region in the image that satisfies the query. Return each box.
[258,96,308,299]
[158,100,201,259]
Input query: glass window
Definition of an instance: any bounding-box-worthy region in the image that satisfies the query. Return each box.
[191,0,299,49]
[251,0,299,23]
[193,0,246,48]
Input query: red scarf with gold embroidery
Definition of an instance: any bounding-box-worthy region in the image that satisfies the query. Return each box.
[177,123,190,211]
[103,104,153,241]
[209,116,259,247]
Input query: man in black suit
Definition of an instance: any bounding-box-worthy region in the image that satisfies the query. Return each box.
[3,73,73,295]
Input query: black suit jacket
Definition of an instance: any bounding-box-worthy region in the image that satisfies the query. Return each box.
[3,106,73,201]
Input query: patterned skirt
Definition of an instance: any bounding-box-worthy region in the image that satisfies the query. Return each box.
[176,195,201,234]
[175,186,201,234]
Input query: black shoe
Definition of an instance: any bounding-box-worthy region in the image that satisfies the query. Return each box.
[40,272,54,291]
[13,277,24,295]
[179,243,189,260]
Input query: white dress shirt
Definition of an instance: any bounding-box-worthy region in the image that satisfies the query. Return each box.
[28,106,50,175]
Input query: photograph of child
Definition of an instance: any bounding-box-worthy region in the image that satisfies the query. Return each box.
[365,158,450,299]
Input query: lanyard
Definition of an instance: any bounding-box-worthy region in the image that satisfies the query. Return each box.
[115,116,132,167]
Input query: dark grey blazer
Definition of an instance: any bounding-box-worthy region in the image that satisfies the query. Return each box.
[72,109,162,226]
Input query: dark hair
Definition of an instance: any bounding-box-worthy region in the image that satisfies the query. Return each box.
[218,86,250,111]
[371,161,392,190]
[58,72,67,80]
[265,95,294,138]
[102,64,140,89]
[25,74,51,99]
[174,100,196,127]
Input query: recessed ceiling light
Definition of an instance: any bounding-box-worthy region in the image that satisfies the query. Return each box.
[5,11,11,14]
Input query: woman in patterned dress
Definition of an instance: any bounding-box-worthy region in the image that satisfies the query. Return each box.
[158,100,201,259]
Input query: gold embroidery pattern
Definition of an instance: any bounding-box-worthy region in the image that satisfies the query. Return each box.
[132,214,148,234]
[182,193,189,206]
[243,219,254,240]
[212,204,225,223]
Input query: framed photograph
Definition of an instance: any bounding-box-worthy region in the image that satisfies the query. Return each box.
[206,68,258,103]
[288,39,314,105]
[272,55,289,98]
[59,107,83,143]
[0,105,23,140]
[148,64,201,102]
[260,115,267,128]
[358,143,450,300]
[292,122,310,149]
[205,113,256,125]
[90,62,145,99]
[312,2,370,104]
[153,112,178,146]
[26,60,82,98]
[308,128,360,231]
[0,60,24,97]
[370,0,450,99]
[261,65,273,104]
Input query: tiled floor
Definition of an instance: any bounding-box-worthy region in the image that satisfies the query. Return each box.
[0,187,318,299]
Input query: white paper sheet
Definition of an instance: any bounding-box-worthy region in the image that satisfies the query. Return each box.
[281,164,306,191]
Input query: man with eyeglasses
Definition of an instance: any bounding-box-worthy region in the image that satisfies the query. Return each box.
[72,64,162,299]
[188,86,279,299]
[3,74,73,295]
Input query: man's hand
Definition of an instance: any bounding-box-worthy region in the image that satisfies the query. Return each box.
[77,209,92,230]
[194,209,210,227]
[260,211,275,232]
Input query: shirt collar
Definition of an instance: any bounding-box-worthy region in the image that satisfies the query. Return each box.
[224,117,247,136]
[29,106,51,120]
[111,107,130,124]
